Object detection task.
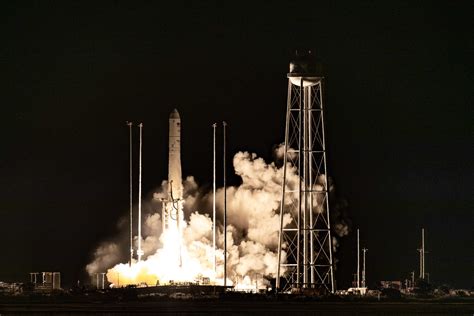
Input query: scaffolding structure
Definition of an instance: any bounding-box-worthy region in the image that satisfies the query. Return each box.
[277,52,334,293]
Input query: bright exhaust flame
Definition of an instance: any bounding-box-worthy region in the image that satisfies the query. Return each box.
[106,199,226,287]
[106,226,222,286]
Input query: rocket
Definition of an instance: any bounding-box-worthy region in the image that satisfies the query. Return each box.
[161,109,185,262]
[161,109,185,267]
[168,109,183,200]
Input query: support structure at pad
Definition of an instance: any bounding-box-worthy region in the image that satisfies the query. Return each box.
[277,52,334,293]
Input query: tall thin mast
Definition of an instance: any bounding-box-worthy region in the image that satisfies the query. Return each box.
[357,228,360,288]
[212,123,217,273]
[418,228,425,279]
[362,248,368,288]
[422,228,425,279]
[127,121,133,266]
[137,123,144,262]
[223,121,227,287]
[418,249,422,278]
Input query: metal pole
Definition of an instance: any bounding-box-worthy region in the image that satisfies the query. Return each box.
[276,81,293,291]
[137,123,144,262]
[362,248,368,288]
[418,248,422,279]
[422,228,425,279]
[319,80,335,293]
[308,86,314,286]
[127,121,133,266]
[418,228,423,279]
[303,83,308,288]
[296,77,303,288]
[357,229,360,288]
[223,121,227,287]
[213,123,217,274]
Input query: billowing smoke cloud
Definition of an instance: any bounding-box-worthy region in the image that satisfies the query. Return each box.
[86,146,350,288]
[86,242,121,276]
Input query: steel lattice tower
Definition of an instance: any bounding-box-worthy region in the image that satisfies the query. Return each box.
[277,52,335,293]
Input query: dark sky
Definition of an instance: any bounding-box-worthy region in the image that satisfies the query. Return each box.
[0,2,472,289]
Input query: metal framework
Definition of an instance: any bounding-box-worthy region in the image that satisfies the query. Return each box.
[277,71,335,293]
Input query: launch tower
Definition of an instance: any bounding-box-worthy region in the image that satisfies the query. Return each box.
[277,52,335,293]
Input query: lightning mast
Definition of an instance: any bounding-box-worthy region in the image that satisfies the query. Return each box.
[223,121,228,287]
[418,228,427,280]
[362,248,368,288]
[212,123,217,273]
[127,121,133,266]
[136,123,144,262]
[277,51,335,293]
[357,229,360,288]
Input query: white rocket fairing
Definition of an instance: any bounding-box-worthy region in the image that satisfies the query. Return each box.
[161,109,185,266]
[168,109,183,199]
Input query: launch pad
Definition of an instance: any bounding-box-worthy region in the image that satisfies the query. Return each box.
[117,284,233,297]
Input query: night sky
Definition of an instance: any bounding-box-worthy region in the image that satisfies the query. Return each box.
[0,2,472,289]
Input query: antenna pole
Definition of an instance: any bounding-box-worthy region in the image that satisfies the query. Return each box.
[223,121,227,287]
[422,228,425,279]
[212,123,217,274]
[137,123,144,262]
[418,228,426,280]
[357,228,360,288]
[127,121,133,266]
[362,248,368,288]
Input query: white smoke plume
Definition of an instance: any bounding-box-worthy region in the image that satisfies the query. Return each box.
[86,242,121,276]
[86,146,350,288]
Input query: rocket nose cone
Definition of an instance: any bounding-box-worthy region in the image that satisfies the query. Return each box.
[170,108,180,119]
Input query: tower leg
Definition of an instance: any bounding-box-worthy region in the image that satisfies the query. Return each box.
[278,75,335,293]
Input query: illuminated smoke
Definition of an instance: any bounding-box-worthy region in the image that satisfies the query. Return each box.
[86,242,121,276]
[86,146,350,288]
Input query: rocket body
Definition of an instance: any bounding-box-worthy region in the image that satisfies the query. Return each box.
[162,109,185,268]
[168,109,183,199]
